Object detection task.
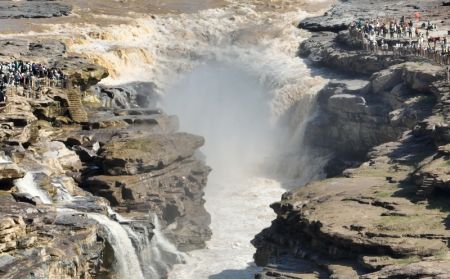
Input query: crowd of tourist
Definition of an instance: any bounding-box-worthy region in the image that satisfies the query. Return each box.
[349,16,450,69]
[0,60,68,102]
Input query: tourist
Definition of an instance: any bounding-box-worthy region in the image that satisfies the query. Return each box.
[447,65,450,83]
[0,60,67,97]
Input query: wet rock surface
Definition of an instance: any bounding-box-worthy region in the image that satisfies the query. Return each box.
[0,32,210,279]
[254,0,450,278]
[0,195,107,279]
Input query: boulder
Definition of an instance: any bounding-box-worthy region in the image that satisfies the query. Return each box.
[32,141,82,172]
[362,261,450,279]
[0,161,25,181]
[101,133,204,175]
[83,157,211,251]
[299,32,412,76]
[370,68,402,94]
[12,192,43,206]
[0,254,15,269]
[94,82,159,109]
[400,62,443,93]
[52,56,109,90]
[327,94,367,114]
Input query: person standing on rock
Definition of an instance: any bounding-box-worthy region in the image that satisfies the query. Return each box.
[390,22,395,38]
[447,65,450,83]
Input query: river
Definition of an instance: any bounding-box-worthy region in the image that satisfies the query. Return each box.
[2,0,332,277]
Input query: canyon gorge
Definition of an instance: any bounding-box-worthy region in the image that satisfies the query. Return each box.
[0,0,449,278]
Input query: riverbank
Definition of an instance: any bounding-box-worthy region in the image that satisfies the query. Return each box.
[253,0,450,278]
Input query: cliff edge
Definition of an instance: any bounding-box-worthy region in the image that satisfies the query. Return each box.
[253,0,450,278]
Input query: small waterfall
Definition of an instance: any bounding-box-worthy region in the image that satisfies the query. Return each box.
[124,214,185,278]
[15,170,181,279]
[124,224,160,278]
[14,172,52,205]
[150,215,185,271]
[86,213,145,279]
[0,152,12,164]
[51,177,74,202]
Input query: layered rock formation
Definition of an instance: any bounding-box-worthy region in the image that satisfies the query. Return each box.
[76,108,212,251]
[308,62,439,162]
[0,98,111,278]
[0,36,211,278]
[0,199,106,278]
[253,1,450,278]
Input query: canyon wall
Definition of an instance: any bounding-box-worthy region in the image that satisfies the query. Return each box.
[0,36,211,278]
[253,0,450,278]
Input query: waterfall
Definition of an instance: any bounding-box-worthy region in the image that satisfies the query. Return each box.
[14,170,182,279]
[86,213,145,279]
[150,215,185,268]
[0,152,12,164]
[51,177,74,202]
[123,225,160,278]
[14,172,52,205]
[123,214,185,278]
[26,0,334,277]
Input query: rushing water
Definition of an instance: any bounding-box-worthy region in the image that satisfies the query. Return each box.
[6,0,333,278]
[14,174,149,278]
[163,62,327,278]
[13,163,178,278]
[163,64,281,277]
[14,172,53,205]
[62,2,330,277]
[87,213,146,279]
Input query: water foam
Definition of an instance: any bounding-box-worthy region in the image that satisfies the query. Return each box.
[85,213,146,279]
[58,1,327,116]
[32,1,332,277]
[14,172,53,205]
[163,62,327,278]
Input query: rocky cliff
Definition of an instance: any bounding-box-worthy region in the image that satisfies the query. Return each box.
[253,0,450,278]
[0,36,211,278]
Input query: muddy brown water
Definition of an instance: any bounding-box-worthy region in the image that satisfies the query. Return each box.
[0,0,334,34]
[0,0,228,34]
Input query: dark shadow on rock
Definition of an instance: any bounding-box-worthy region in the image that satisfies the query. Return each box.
[208,265,261,279]
[389,134,450,234]
[391,135,436,200]
[388,135,436,168]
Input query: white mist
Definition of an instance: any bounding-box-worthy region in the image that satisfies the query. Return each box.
[164,63,286,278]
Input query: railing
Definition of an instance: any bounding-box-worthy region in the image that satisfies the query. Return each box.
[349,27,450,67]
[0,77,70,100]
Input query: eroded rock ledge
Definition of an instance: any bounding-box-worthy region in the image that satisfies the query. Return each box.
[0,1,72,19]
[0,38,211,278]
[253,0,450,278]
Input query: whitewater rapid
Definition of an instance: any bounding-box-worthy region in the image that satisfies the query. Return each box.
[161,60,328,278]
[19,1,333,278]
[170,176,285,278]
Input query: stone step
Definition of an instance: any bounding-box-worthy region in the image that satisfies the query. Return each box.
[66,90,88,123]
